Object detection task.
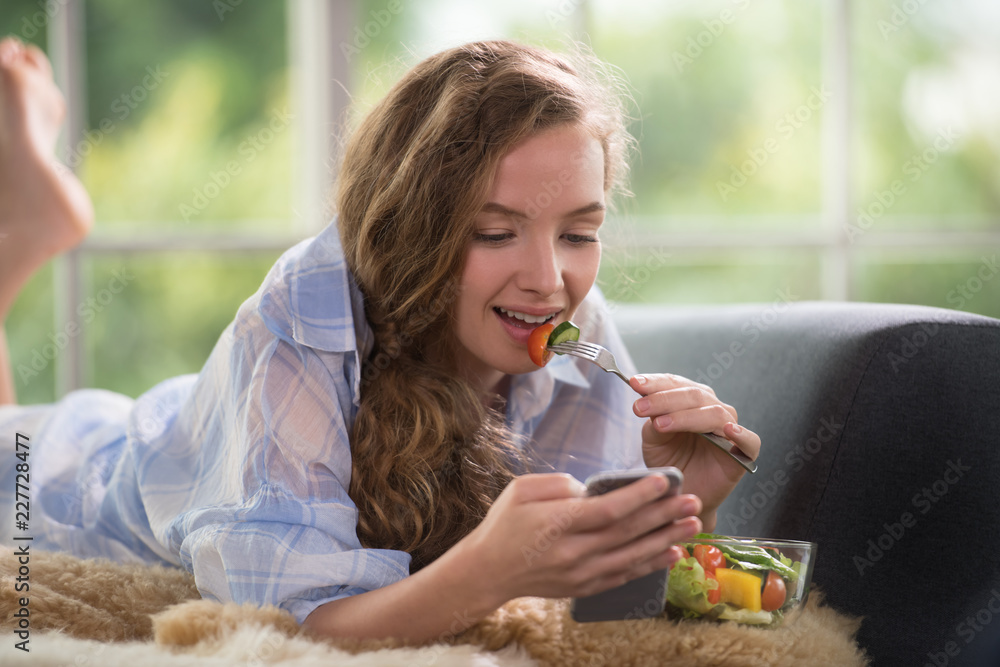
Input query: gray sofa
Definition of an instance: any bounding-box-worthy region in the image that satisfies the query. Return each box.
[614,301,1000,667]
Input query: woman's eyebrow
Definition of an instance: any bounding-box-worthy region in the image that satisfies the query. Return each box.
[480,201,606,219]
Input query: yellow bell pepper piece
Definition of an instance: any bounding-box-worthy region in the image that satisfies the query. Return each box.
[716,568,762,612]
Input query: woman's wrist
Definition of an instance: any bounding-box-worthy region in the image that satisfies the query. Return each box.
[434,525,512,617]
[303,536,508,643]
[699,508,717,533]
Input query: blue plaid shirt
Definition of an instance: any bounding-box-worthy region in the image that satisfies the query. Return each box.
[0,220,644,624]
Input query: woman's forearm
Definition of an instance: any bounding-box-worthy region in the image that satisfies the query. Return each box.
[302,537,504,643]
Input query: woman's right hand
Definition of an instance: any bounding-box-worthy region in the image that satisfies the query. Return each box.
[459,472,703,606]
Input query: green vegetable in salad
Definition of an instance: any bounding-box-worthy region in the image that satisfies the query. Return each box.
[548,321,580,347]
[665,557,717,617]
[695,533,799,581]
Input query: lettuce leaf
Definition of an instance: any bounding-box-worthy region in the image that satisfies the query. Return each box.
[665,557,718,615]
[690,533,799,581]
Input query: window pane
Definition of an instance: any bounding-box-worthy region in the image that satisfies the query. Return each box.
[599,249,822,305]
[80,0,292,234]
[84,253,279,398]
[0,0,49,51]
[854,251,1000,319]
[351,0,583,112]
[590,0,824,230]
[7,267,56,404]
[854,0,1000,229]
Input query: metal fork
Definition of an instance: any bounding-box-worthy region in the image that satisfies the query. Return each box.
[548,340,758,474]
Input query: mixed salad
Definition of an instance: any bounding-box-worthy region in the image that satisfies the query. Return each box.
[528,320,580,366]
[666,533,808,626]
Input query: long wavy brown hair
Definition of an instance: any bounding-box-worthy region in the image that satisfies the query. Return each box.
[336,40,633,571]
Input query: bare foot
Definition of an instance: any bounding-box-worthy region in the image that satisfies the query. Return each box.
[0,37,93,318]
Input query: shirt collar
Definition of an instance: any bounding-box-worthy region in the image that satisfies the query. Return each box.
[508,351,591,424]
[283,220,372,356]
[257,219,373,403]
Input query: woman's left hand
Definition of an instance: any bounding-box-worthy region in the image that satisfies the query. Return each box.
[630,373,761,530]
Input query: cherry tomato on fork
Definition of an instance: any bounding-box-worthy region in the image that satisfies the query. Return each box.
[527,322,555,366]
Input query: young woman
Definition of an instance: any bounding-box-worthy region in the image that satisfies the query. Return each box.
[0,37,760,642]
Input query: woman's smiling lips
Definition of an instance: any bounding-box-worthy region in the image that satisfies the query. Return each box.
[493,306,561,344]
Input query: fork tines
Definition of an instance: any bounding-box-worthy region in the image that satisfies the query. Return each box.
[548,341,599,358]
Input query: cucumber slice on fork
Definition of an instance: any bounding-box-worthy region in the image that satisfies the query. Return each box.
[548,320,580,347]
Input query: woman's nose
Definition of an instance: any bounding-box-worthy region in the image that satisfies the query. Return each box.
[516,238,563,297]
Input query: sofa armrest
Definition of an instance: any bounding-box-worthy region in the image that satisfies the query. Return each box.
[614,301,1000,666]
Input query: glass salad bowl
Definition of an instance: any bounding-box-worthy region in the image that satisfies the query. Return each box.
[665,534,817,628]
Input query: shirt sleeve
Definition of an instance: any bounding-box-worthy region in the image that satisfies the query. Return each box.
[146,335,410,625]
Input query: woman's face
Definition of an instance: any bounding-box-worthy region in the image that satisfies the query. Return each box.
[453,123,606,394]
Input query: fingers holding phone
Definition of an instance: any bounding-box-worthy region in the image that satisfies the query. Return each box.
[576,467,701,541]
[570,467,702,623]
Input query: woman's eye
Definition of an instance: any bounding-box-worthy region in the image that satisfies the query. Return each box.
[473,232,512,244]
[565,234,598,245]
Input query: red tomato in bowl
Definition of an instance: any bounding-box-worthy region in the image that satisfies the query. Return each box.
[693,544,726,575]
[761,571,787,612]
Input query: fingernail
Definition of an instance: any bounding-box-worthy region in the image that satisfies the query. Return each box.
[651,473,669,493]
[634,375,648,385]
[729,422,743,434]
[654,415,672,430]
[682,498,700,516]
[634,397,650,414]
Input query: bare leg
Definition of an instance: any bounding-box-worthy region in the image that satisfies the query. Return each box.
[0,37,93,404]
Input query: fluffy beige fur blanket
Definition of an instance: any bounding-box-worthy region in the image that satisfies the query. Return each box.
[1,546,870,666]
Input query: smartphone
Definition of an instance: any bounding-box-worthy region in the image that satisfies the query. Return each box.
[570,466,683,623]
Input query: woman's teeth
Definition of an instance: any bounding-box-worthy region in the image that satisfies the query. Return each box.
[496,307,555,324]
